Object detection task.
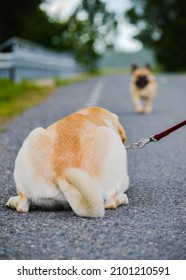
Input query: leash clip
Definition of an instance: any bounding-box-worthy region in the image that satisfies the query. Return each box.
[126,136,157,149]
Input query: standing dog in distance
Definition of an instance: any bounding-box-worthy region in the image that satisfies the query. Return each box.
[130,64,157,114]
[6,107,129,218]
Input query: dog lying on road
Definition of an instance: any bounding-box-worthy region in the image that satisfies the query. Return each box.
[7,107,129,218]
[130,64,157,114]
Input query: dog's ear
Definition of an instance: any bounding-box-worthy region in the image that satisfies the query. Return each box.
[145,63,151,71]
[131,64,138,72]
[118,124,127,144]
[106,113,127,144]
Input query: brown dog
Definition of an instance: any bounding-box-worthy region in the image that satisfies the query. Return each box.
[130,64,157,114]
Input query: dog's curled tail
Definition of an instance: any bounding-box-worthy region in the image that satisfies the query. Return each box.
[58,168,104,218]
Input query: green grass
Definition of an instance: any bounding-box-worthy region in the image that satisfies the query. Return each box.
[53,73,97,87]
[0,72,100,127]
[0,79,56,127]
[53,67,130,87]
[0,67,144,128]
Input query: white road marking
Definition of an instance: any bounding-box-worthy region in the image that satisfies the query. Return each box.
[84,79,105,107]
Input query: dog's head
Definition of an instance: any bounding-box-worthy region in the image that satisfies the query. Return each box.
[131,64,152,89]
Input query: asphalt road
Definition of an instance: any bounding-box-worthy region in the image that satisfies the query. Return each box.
[0,74,185,260]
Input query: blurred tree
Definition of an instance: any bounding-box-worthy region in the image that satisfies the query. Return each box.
[0,0,65,50]
[21,11,69,51]
[125,0,186,71]
[53,0,117,70]
[0,0,43,43]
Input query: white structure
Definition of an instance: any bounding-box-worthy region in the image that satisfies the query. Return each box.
[0,37,83,82]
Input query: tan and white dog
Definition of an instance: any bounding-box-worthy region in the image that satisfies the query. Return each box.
[130,64,157,114]
[6,107,129,218]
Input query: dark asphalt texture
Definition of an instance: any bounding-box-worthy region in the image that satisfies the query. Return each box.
[0,74,185,260]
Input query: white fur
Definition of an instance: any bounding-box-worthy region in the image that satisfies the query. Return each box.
[58,168,105,217]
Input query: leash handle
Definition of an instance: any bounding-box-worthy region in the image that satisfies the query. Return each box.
[153,120,186,141]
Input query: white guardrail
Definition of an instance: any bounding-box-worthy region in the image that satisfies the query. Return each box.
[0,38,84,82]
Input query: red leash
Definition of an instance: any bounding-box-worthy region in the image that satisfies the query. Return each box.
[153,120,186,141]
[126,120,186,149]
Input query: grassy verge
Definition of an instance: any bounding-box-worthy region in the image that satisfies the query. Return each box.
[0,68,131,128]
[54,67,131,86]
[0,72,99,127]
[0,79,56,127]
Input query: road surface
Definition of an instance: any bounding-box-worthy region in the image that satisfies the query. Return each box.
[0,74,185,259]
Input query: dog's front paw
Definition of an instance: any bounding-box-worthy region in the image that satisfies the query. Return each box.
[136,107,144,114]
[144,107,152,114]
[117,193,129,205]
[6,196,17,210]
[6,195,30,213]
[105,193,129,209]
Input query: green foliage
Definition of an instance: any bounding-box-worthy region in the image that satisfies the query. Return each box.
[0,0,43,43]
[125,0,186,71]
[44,0,117,70]
[0,79,38,102]
[0,72,103,126]
[54,74,92,87]
[72,0,117,70]
[0,79,54,125]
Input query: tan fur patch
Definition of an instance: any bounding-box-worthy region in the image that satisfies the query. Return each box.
[48,113,103,177]
[45,107,126,178]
